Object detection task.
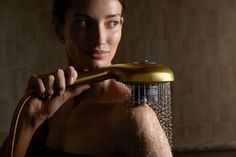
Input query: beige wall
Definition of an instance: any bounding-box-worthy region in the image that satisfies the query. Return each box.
[1,0,236,153]
[121,0,236,151]
[0,0,67,143]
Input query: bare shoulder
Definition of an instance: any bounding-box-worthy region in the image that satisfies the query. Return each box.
[121,104,173,157]
[129,104,159,126]
[128,104,163,140]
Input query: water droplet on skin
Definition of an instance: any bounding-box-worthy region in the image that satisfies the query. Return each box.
[125,82,173,147]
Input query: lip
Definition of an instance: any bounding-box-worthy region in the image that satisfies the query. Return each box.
[85,50,109,59]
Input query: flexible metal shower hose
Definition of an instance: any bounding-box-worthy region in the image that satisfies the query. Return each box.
[7,90,35,157]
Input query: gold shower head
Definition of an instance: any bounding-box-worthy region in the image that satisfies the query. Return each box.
[73,62,174,86]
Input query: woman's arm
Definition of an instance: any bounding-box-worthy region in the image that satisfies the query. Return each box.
[0,115,46,157]
[12,112,48,157]
[0,66,90,157]
[124,104,173,157]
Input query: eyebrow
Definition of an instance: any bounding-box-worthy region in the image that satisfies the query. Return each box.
[73,13,122,19]
[73,13,91,19]
[105,14,122,19]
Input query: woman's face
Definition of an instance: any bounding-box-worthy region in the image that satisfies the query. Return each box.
[60,0,123,70]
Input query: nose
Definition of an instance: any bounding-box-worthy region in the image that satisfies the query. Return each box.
[90,23,106,47]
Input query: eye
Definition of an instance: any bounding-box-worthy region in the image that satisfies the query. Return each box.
[106,20,119,29]
[75,19,91,29]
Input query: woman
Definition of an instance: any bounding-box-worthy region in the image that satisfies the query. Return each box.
[0,0,172,156]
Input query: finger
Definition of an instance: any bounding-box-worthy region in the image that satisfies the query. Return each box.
[66,66,78,85]
[44,75,55,99]
[55,69,66,96]
[27,75,45,95]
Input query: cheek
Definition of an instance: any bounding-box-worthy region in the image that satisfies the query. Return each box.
[69,28,85,44]
[65,29,86,58]
[109,30,122,49]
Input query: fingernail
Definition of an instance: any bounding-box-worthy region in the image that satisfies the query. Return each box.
[70,77,74,85]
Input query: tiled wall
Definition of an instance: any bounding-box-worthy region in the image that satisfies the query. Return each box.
[167,0,236,149]
[0,0,67,144]
[1,0,236,153]
[119,0,236,150]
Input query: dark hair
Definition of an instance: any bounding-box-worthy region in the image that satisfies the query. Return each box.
[53,0,125,23]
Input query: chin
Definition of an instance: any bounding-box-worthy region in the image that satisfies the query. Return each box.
[84,60,111,70]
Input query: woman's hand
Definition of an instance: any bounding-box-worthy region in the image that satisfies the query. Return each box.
[23,66,90,127]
